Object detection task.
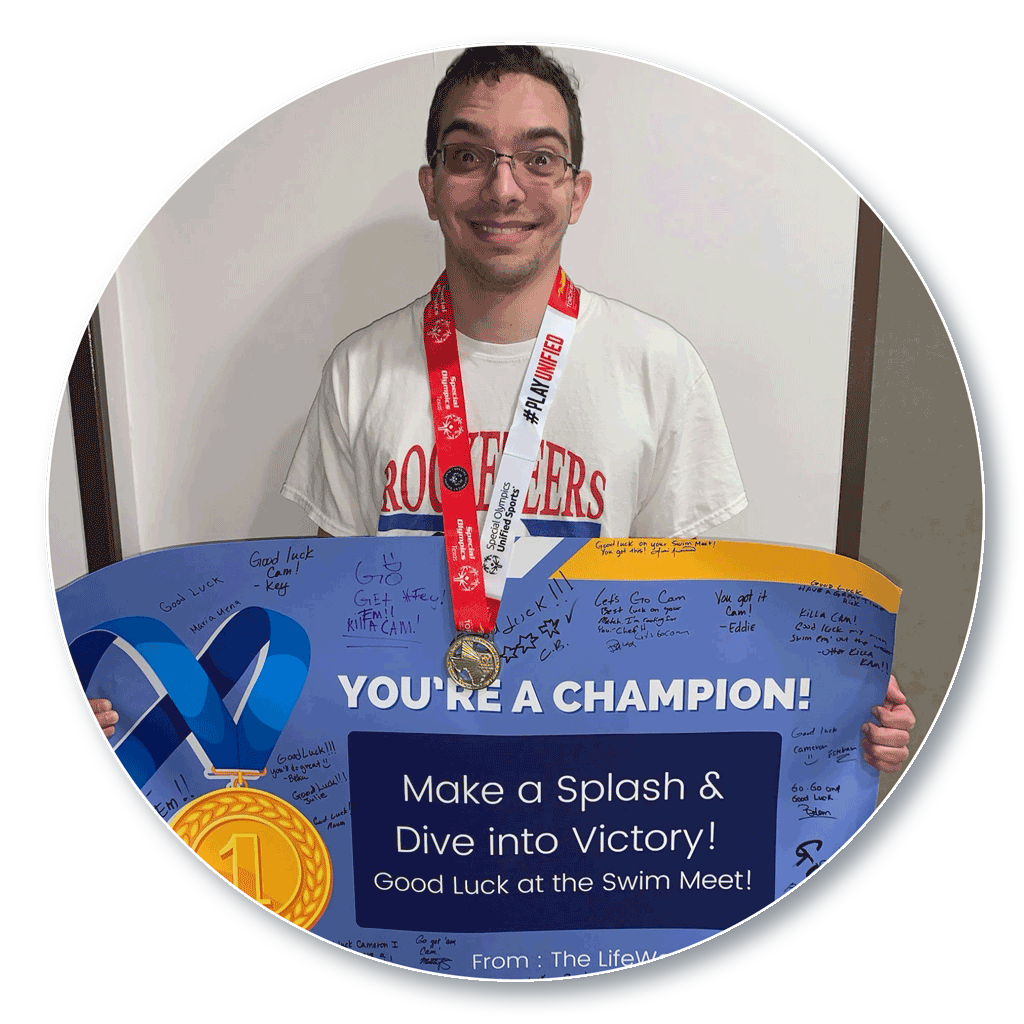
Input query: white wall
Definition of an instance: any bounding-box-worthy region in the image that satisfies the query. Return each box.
[50,48,857,563]
[560,50,857,547]
[47,390,87,587]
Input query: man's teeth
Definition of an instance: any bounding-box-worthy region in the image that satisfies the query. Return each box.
[478,224,530,234]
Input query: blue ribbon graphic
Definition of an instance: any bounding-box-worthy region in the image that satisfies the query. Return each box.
[70,607,311,787]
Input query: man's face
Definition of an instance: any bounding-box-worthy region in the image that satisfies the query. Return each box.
[419,73,592,293]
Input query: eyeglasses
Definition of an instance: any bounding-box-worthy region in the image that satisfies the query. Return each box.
[431,143,578,184]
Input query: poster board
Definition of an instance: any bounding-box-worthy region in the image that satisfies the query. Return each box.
[57,536,899,977]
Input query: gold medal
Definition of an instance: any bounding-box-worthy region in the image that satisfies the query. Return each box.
[171,775,332,929]
[445,633,501,689]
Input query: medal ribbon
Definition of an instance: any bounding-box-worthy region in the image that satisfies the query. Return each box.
[423,267,580,634]
[70,606,311,786]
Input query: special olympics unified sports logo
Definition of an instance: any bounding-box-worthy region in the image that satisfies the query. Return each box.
[440,414,464,440]
[483,554,501,574]
[443,466,470,492]
[453,565,480,591]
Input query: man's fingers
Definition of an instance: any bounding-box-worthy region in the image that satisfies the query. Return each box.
[860,739,908,772]
[871,676,915,733]
[862,742,908,765]
[89,697,119,735]
[861,735,908,757]
[861,721,908,747]
[872,702,916,731]
[861,721,909,772]
[885,674,907,705]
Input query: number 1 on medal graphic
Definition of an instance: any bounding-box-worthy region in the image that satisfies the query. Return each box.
[221,833,273,905]
[171,775,332,927]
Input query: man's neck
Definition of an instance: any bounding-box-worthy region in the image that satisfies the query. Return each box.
[445,257,560,344]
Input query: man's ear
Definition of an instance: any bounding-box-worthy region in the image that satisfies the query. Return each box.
[418,165,439,221]
[568,169,592,225]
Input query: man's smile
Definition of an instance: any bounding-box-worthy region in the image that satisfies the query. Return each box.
[470,220,538,239]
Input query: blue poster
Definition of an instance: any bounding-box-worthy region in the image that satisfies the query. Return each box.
[56,536,899,977]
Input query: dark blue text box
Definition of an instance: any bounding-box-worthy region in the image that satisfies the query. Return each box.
[349,731,780,932]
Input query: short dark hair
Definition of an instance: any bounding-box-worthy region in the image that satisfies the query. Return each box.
[425,46,583,169]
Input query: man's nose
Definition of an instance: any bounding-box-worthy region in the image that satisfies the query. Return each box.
[481,155,526,204]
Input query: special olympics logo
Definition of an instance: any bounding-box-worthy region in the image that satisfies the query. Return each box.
[443,466,470,492]
[453,565,480,591]
[427,323,452,345]
[483,554,501,574]
[440,414,464,440]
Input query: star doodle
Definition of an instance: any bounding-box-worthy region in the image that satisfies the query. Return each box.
[517,632,539,653]
[501,642,522,663]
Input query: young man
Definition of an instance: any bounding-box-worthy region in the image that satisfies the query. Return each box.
[277,46,913,771]
[283,46,746,543]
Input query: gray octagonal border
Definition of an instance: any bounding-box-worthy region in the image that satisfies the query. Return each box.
[37,29,1015,1015]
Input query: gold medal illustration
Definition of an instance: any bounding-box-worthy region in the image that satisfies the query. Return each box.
[171,771,332,930]
[445,633,501,689]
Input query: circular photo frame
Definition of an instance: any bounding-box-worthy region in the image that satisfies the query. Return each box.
[39,32,1007,1015]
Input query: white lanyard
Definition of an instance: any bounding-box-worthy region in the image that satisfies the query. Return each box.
[479,279,580,600]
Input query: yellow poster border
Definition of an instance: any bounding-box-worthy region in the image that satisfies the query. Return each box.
[554,538,901,613]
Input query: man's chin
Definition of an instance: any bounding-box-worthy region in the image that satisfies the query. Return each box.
[457,252,547,294]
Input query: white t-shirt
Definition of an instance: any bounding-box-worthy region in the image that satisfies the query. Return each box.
[282,287,747,539]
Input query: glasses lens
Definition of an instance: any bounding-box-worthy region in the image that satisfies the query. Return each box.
[517,150,564,179]
[443,144,490,175]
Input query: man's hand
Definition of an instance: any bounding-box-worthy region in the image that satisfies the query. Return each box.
[861,675,915,772]
[90,698,119,739]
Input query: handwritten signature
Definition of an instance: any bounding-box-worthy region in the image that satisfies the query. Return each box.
[797,806,836,821]
[419,956,453,971]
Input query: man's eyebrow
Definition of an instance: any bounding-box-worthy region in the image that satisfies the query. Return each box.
[520,126,571,153]
[439,118,487,141]
[439,119,570,154]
